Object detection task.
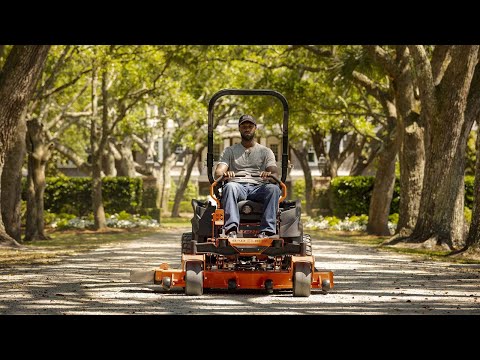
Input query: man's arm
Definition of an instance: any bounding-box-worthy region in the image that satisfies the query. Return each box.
[215,163,235,179]
[260,165,279,180]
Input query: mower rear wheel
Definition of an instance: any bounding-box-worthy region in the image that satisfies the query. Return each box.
[303,234,312,256]
[293,262,311,297]
[181,232,193,254]
[185,261,203,296]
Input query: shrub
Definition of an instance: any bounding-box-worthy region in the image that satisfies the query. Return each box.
[42,176,142,216]
[329,176,374,217]
[292,178,306,200]
[465,207,472,225]
[388,213,399,225]
[465,176,474,209]
[329,176,400,217]
[169,180,198,201]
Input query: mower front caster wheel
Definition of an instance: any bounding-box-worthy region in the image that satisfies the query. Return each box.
[293,262,312,297]
[185,261,204,296]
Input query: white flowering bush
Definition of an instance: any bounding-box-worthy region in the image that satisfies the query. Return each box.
[303,217,330,230]
[303,215,397,234]
[49,212,159,230]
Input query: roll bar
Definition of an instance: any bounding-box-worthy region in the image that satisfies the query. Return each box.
[207,89,289,184]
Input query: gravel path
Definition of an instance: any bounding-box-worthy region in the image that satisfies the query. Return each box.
[1,227,479,315]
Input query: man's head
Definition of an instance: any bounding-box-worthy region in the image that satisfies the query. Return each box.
[238,114,256,141]
[239,114,257,126]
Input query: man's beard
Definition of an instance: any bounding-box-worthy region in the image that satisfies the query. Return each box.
[241,133,254,141]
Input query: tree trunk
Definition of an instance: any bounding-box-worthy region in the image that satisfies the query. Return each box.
[24,119,53,241]
[1,118,27,242]
[0,45,50,247]
[117,136,137,177]
[327,130,344,178]
[90,61,106,230]
[102,147,117,176]
[291,144,314,216]
[171,149,202,217]
[310,127,329,175]
[155,128,175,215]
[394,45,425,236]
[350,138,381,176]
[367,115,399,235]
[407,45,479,249]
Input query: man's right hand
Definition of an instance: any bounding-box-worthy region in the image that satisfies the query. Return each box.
[224,171,235,179]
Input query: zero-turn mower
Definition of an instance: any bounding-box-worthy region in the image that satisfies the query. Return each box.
[130,89,334,297]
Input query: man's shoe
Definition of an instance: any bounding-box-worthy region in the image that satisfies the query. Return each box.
[257,232,271,238]
[227,231,237,239]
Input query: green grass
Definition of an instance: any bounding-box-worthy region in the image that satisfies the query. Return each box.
[309,229,387,246]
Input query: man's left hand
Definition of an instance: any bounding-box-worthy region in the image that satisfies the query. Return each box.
[260,171,272,179]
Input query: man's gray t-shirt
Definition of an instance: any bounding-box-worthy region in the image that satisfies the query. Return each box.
[218,143,277,184]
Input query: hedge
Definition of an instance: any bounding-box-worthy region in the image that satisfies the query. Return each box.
[30,175,477,218]
[330,176,473,218]
[42,176,142,216]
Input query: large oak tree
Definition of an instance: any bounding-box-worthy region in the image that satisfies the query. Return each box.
[0,45,50,247]
[406,45,479,249]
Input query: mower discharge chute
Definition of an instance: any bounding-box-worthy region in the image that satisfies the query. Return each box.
[130,89,334,297]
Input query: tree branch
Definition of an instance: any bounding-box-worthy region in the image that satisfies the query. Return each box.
[131,133,149,152]
[50,138,91,174]
[352,70,390,103]
[439,45,479,107]
[34,45,72,100]
[364,45,396,75]
[431,45,452,85]
[41,68,91,100]
[408,45,438,120]
[298,45,334,58]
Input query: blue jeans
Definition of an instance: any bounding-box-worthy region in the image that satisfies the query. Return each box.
[221,182,281,234]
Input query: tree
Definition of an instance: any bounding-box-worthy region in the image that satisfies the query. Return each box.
[1,118,27,242]
[22,46,90,241]
[406,45,479,249]
[349,68,399,235]
[24,119,54,241]
[0,45,50,247]
[365,45,425,237]
[86,46,173,230]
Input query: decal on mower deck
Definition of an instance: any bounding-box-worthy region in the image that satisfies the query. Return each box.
[229,238,273,246]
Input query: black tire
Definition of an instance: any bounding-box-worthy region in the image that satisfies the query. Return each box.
[185,261,203,296]
[303,234,312,256]
[321,279,332,292]
[181,232,193,254]
[293,262,311,297]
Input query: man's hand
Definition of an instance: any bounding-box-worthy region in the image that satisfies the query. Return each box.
[224,171,235,179]
[260,171,272,179]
